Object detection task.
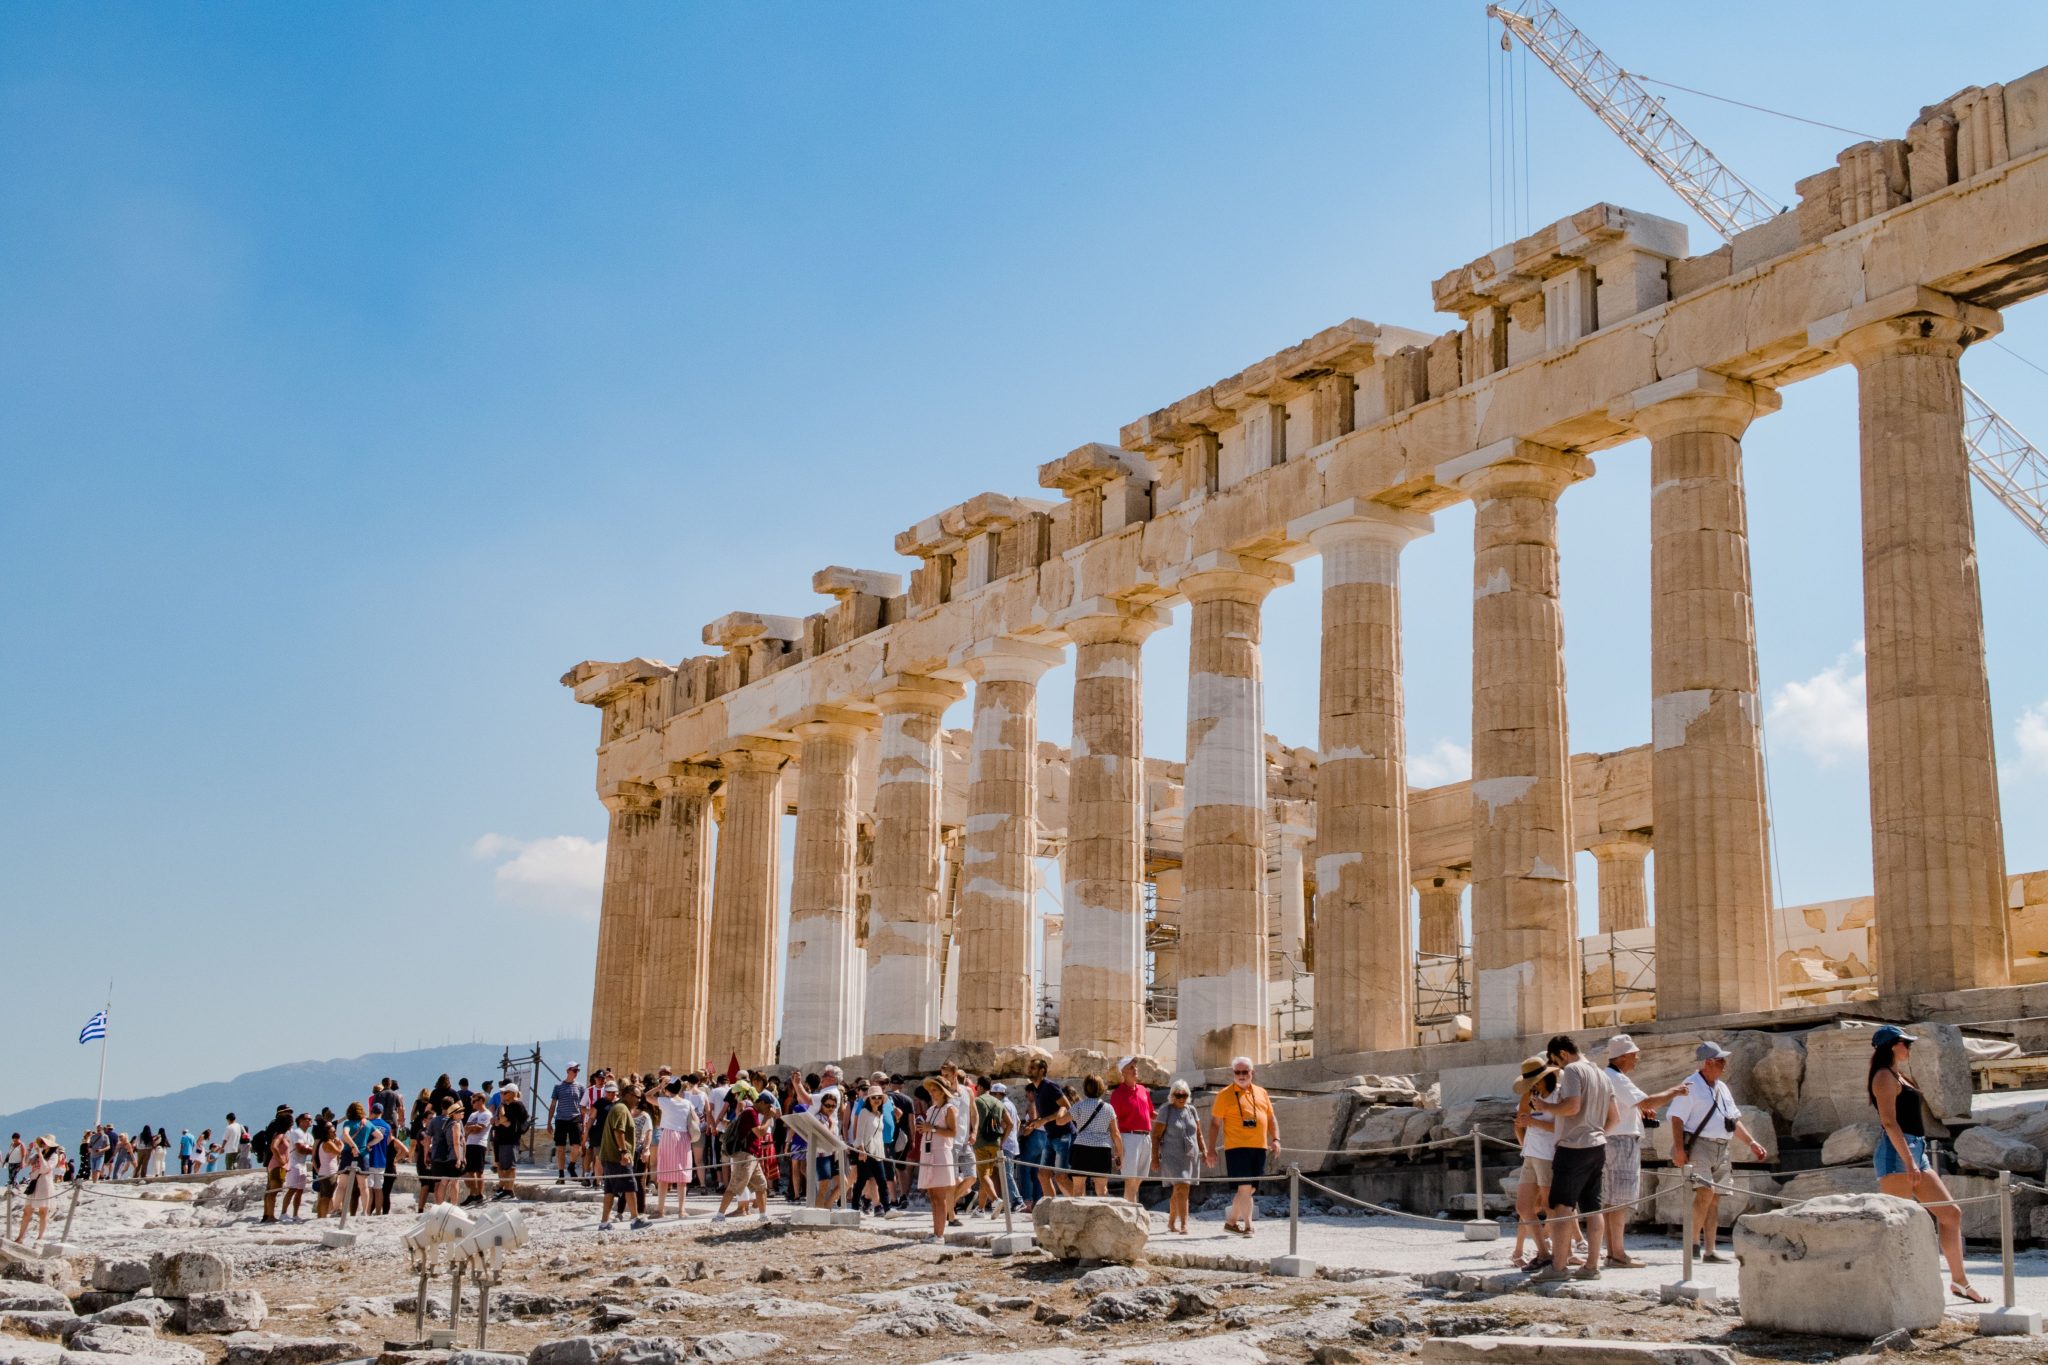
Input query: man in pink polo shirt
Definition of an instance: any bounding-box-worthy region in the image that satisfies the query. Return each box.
[1109,1057,1156,1204]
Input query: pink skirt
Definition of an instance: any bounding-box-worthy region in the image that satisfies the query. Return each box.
[656,1129,692,1185]
[917,1137,957,1191]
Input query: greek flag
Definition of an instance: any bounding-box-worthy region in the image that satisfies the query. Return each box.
[79,1009,108,1044]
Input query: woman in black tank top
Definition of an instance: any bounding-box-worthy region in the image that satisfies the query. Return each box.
[1868,1025,1985,1303]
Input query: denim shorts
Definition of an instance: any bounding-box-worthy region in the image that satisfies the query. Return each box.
[1875,1133,1924,1179]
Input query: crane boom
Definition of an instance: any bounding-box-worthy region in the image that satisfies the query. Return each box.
[1489,0,2048,550]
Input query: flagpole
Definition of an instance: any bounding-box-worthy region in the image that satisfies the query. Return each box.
[92,983,111,1131]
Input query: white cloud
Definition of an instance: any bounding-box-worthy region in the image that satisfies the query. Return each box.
[1768,641,1867,765]
[2017,701,2048,776]
[1408,738,1472,787]
[471,833,606,918]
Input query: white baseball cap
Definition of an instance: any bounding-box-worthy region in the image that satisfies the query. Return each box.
[1605,1034,1640,1060]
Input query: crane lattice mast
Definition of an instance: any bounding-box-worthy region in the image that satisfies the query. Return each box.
[1488,0,2048,549]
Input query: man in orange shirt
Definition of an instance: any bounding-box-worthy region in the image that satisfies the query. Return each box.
[1204,1055,1281,1236]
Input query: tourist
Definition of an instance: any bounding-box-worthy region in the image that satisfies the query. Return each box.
[427,1097,464,1206]
[1066,1074,1122,1196]
[258,1108,293,1223]
[13,1137,59,1243]
[631,1085,657,1210]
[885,1075,916,1207]
[1510,1056,1557,1269]
[713,1093,774,1223]
[1014,1059,1068,1211]
[1525,1035,1618,1283]
[313,1118,343,1218]
[220,1113,245,1171]
[334,1103,370,1217]
[177,1128,196,1175]
[282,1112,316,1222]
[596,1081,648,1231]
[87,1125,109,1180]
[379,1112,409,1215]
[461,1094,491,1207]
[6,1133,24,1187]
[409,1091,436,1207]
[548,1063,586,1185]
[993,1082,1023,1210]
[1110,1058,1155,1204]
[651,1079,698,1217]
[1869,1025,1988,1304]
[357,1103,391,1214]
[970,1077,1010,1214]
[1152,1080,1205,1235]
[493,1084,528,1201]
[848,1083,894,1217]
[942,1064,977,1219]
[810,1090,846,1209]
[1666,1041,1769,1264]
[1205,1056,1280,1236]
[915,1076,960,1240]
[1599,1034,1687,1268]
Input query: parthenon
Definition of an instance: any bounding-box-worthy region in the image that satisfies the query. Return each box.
[567,61,2048,1083]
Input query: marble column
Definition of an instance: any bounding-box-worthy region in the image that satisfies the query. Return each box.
[587,780,658,1075]
[954,638,1064,1046]
[865,675,964,1055]
[782,709,876,1065]
[643,764,716,1072]
[1414,870,1469,960]
[1178,553,1291,1074]
[1840,304,2011,996]
[1058,599,1168,1058]
[704,741,794,1067]
[1295,500,1433,1055]
[1587,836,1651,936]
[1616,370,1778,1017]
[1457,446,1592,1040]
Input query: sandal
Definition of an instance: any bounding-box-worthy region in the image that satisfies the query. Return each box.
[1951,1281,1990,1304]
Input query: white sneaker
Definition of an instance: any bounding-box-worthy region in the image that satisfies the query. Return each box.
[711,1213,727,1224]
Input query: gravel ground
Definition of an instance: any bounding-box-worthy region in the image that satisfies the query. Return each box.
[3,1170,2044,1364]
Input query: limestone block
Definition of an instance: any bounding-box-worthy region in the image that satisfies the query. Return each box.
[149,1251,232,1299]
[1733,1194,1944,1338]
[1820,1122,1881,1166]
[1438,1097,1519,1144]
[180,1290,268,1334]
[1727,1031,1806,1124]
[88,1300,176,1330]
[1345,1107,1418,1154]
[1954,1123,2046,1173]
[701,611,802,650]
[812,566,902,599]
[91,1258,153,1294]
[1793,166,1844,243]
[1666,248,1731,299]
[1908,107,1959,201]
[989,1043,1054,1079]
[1836,139,1910,224]
[1031,1197,1149,1264]
[69,1325,205,1364]
[0,1310,76,1339]
[1647,1105,1777,1164]
[1953,83,2010,178]
[1987,1104,2048,1148]
[0,1287,72,1314]
[1793,1021,1969,1136]
[1651,1167,1776,1228]
[1425,331,1463,396]
[1777,1165,1878,1201]
[1047,492,1102,555]
[1592,252,1669,327]
[1269,1092,1355,1174]
[2007,64,2048,158]
[221,1333,357,1365]
[1727,212,1798,273]
[1418,1341,1735,1363]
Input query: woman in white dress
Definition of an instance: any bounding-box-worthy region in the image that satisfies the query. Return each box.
[915,1077,959,1241]
[13,1137,60,1243]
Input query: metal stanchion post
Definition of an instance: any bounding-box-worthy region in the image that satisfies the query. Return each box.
[1272,1164,1315,1277]
[48,1180,83,1256]
[1981,1169,2043,1336]
[322,1171,358,1248]
[1660,1166,1715,1305]
[444,1262,464,1345]
[989,1152,1032,1256]
[476,1275,492,1350]
[1464,1129,1499,1241]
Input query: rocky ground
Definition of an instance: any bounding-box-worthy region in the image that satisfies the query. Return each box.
[2,1172,2044,1364]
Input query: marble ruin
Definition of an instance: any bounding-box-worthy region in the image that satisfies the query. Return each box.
[568,64,2048,1082]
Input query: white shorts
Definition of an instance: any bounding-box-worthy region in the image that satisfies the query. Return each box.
[1120,1135,1153,1179]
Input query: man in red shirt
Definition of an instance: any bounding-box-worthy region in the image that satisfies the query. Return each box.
[1109,1058,1156,1204]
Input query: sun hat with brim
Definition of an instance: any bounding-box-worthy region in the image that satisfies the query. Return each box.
[1511,1056,1552,1096]
[1871,1025,1920,1049]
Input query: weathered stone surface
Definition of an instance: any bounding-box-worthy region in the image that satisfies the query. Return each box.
[1726,1032,1806,1125]
[1734,1193,1944,1337]
[1267,1093,1354,1174]
[528,1337,623,1365]
[1953,1123,2045,1173]
[686,1335,781,1364]
[1418,1341,1734,1363]
[1793,1022,1969,1137]
[1820,1122,1881,1166]
[0,1311,77,1340]
[67,1324,206,1364]
[194,1175,264,1213]
[86,1302,175,1331]
[1032,1197,1149,1264]
[0,1287,72,1314]
[148,1252,231,1300]
[445,1354,524,1365]
[89,1261,151,1296]
[220,1334,355,1365]
[846,1301,995,1337]
[1073,1266,1147,1295]
[179,1290,267,1335]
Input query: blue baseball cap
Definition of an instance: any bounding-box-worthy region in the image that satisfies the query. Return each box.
[1871,1025,1920,1048]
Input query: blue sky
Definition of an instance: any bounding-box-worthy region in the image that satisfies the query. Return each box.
[4,2,2045,1112]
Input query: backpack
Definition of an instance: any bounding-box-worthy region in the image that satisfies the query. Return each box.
[975,1096,1003,1146]
[721,1112,748,1158]
[429,1116,453,1164]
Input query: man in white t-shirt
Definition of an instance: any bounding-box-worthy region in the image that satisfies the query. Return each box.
[221,1116,246,1171]
[1600,1034,1689,1268]
[1666,1041,1769,1263]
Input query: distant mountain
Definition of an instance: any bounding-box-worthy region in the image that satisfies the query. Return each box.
[0,1040,588,1143]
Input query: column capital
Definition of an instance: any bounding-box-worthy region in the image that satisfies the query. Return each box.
[1053,596,1171,646]
[952,635,1065,684]
[1288,498,1434,550]
[1586,831,1653,862]
[1611,369,1781,442]
[1412,867,1471,894]
[1443,439,1594,501]
[653,762,718,797]
[1811,285,2001,361]
[791,705,880,741]
[716,738,798,772]
[599,779,659,814]
[1173,550,1292,605]
[872,673,965,714]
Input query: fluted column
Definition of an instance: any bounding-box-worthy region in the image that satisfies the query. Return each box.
[1615,369,1779,1016]
[865,675,964,1055]
[1457,446,1592,1039]
[644,764,716,1072]
[782,709,877,1065]
[1587,836,1651,935]
[1415,870,1469,959]
[1840,303,2011,996]
[1178,553,1291,1074]
[954,638,1064,1046]
[704,741,794,1067]
[587,780,658,1075]
[1296,500,1433,1055]
[1058,599,1168,1057]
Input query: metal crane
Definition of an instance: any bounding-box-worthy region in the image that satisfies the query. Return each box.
[1488,0,2048,549]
